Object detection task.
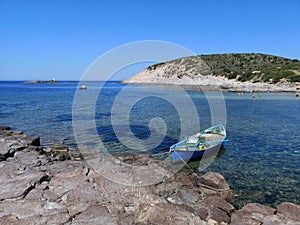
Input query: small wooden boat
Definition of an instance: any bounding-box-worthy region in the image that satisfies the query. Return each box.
[169,124,227,163]
[80,84,87,90]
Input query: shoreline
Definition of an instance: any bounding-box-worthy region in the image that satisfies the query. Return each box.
[1,126,299,224]
[121,80,299,93]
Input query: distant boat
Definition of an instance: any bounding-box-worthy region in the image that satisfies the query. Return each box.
[80,84,87,90]
[46,77,60,83]
[169,124,227,163]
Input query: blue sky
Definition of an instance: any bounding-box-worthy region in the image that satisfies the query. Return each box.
[1,0,300,80]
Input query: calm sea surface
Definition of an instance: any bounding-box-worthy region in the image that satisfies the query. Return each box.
[0,81,299,208]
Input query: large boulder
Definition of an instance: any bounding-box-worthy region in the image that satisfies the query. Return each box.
[0,128,41,161]
[276,202,300,222]
[231,202,300,225]
[231,203,276,225]
[203,196,235,216]
[197,172,233,202]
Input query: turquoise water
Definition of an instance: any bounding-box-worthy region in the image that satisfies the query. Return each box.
[0,81,299,207]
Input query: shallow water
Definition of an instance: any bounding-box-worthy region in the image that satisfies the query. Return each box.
[0,81,299,208]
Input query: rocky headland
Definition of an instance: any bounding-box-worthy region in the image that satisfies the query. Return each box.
[122,54,300,93]
[0,126,299,225]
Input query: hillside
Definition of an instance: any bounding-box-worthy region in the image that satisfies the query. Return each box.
[122,54,300,90]
[200,53,300,83]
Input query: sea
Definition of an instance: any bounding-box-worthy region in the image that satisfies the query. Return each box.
[0,81,299,208]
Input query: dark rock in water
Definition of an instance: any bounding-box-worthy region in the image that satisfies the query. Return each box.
[30,136,40,146]
[0,126,10,131]
[0,127,299,224]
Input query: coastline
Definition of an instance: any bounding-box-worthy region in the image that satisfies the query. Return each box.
[121,79,298,93]
[1,126,299,224]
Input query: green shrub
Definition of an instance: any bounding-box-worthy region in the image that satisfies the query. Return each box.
[289,74,300,82]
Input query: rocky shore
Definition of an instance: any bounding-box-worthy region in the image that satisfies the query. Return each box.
[0,126,299,225]
[122,73,298,93]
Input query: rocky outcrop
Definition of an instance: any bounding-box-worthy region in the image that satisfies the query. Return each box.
[231,202,300,225]
[23,79,60,84]
[122,56,298,92]
[0,127,299,224]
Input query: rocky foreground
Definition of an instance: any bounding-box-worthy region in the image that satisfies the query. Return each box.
[0,126,300,225]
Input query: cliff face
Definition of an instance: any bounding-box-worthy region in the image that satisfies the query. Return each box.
[122,54,300,88]
[122,57,217,85]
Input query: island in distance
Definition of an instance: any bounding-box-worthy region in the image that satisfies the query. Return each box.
[122,53,300,93]
[23,77,60,84]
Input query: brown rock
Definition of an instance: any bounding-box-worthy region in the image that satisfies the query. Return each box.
[0,214,18,224]
[231,203,276,225]
[173,171,194,188]
[0,171,45,200]
[197,172,232,202]
[207,205,231,224]
[198,172,230,190]
[0,129,42,162]
[71,205,117,225]
[15,150,42,166]
[203,196,235,215]
[166,187,203,206]
[194,207,209,221]
[277,202,300,222]
[66,181,108,216]
[0,201,69,224]
[135,202,207,225]
[3,128,300,225]
[262,215,288,225]
[48,167,88,197]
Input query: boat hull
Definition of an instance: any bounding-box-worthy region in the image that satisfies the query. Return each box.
[170,143,222,163]
[169,124,226,163]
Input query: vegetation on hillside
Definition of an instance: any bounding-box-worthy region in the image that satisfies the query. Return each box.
[163,53,300,83]
[200,53,300,83]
